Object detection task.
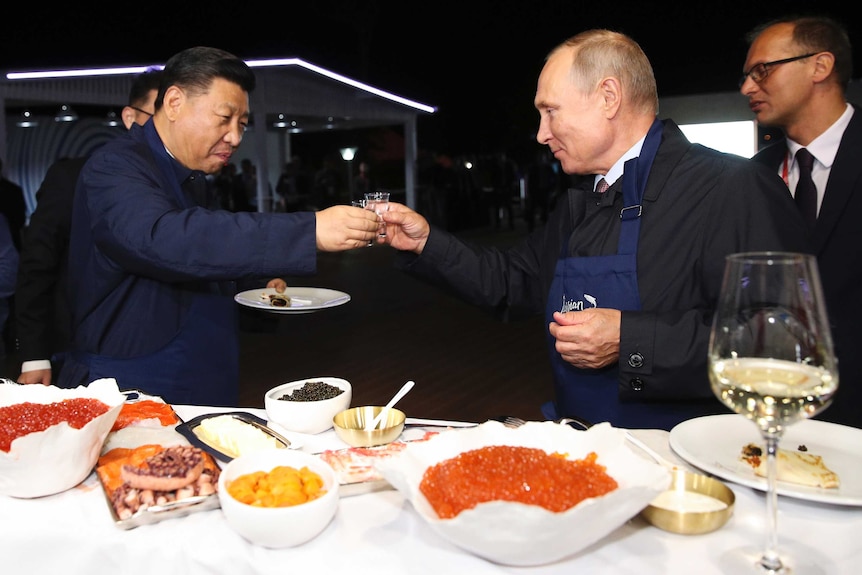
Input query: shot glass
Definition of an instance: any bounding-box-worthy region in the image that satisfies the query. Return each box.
[351,200,373,247]
[364,191,390,238]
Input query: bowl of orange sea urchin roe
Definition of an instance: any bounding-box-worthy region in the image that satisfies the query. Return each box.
[0,378,126,498]
[218,448,339,548]
[419,445,618,519]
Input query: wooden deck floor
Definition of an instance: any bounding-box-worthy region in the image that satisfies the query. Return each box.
[236,221,554,424]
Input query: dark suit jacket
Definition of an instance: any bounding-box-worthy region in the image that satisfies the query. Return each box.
[14,157,87,364]
[402,119,811,429]
[752,107,862,429]
[0,176,26,252]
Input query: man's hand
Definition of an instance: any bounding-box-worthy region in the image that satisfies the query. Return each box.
[548,309,621,369]
[266,278,287,292]
[17,368,52,386]
[380,202,430,254]
[315,205,378,251]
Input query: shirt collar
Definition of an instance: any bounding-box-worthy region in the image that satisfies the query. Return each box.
[594,134,646,191]
[786,103,854,169]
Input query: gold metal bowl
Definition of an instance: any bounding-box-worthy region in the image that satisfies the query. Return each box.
[640,468,735,535]
[332,406,406,447]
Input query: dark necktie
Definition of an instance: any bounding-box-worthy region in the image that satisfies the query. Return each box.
[595,178,609,194]
[795,148,817,229]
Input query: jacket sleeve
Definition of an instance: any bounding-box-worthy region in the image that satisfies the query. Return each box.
[81,146,317,284]
[396,196,574,322]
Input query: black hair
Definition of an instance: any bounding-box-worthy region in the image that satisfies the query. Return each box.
[154,46,256,110]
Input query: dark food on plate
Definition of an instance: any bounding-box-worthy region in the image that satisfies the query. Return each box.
[268,293,291,307]
[0,398,110,452]
[279,380,344,402]
[98,444,220,520]
[740,442,840,489]
[419,446,618,519]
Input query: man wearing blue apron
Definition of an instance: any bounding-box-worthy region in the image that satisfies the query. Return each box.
[54,47,378,406]
[382,30,812,430]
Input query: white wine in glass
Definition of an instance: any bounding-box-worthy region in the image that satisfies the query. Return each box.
[708,252,838,573]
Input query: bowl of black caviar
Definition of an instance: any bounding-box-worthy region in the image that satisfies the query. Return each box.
[264,377,352,435]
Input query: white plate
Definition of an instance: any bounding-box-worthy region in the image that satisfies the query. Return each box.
[234,287,350,314]
[670,414,862,506]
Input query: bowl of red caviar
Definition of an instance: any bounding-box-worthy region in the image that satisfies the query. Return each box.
[0,378,126,498]
[374,420,671,566]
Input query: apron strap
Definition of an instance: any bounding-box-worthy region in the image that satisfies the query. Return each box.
[618,119,663,254]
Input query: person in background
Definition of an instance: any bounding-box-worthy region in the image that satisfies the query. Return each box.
[524,148,557,232]
[52,46,378,406]
[14,69,163,387]
[0,157,26,252]
[380,29,811,430]
[741,15,861,429]
[0,157,26,358]
[0,215,19,374]
[275,157,310,212]
[239,157,257,210]
[354,161,375,202]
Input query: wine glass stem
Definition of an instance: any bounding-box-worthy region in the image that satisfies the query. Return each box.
[760,433,784,573]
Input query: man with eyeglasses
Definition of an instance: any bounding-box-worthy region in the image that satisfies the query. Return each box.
[14,69,163,387]
[741,16,861,429]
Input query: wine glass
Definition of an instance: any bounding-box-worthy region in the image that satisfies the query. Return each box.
[708,252,838,573]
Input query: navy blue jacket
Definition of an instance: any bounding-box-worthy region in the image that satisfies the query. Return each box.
[66,121,316,361]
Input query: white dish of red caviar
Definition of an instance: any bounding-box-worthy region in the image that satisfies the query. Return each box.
[374,420,671,567]
[0,378,125,498]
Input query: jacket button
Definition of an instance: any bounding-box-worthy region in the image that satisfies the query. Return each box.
[628,353,644,368]
[629,378,644,391]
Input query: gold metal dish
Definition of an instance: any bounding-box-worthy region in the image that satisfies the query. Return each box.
[640,468,735,535]
[332,406,406,447]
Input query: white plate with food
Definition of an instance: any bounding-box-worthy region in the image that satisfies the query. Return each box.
[669,414,862,506]
[234,287,350,314]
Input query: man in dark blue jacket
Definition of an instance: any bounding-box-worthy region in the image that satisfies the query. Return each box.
[56,47,378,406]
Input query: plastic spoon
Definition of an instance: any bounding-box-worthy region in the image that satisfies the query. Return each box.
[367,380,415,431]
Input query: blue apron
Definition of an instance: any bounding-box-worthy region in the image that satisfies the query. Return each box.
[71,143,239,407]
[542,120,667,428]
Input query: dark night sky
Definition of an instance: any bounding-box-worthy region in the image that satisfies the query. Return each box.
[2,1,859,156]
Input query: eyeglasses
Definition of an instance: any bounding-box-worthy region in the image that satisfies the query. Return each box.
[739,53,817,87]
[129,106,154,117]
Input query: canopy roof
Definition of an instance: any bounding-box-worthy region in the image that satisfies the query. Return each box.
[0,58,437,209]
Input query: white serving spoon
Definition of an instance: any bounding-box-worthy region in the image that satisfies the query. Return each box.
[367,380,415,431]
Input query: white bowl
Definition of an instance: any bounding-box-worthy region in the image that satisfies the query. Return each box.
[217,448,339,548]
[0,378,126,498]
[264,377,351,434]
[374,421,671,566]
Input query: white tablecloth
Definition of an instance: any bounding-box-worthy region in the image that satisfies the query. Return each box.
[2,405,859,574]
